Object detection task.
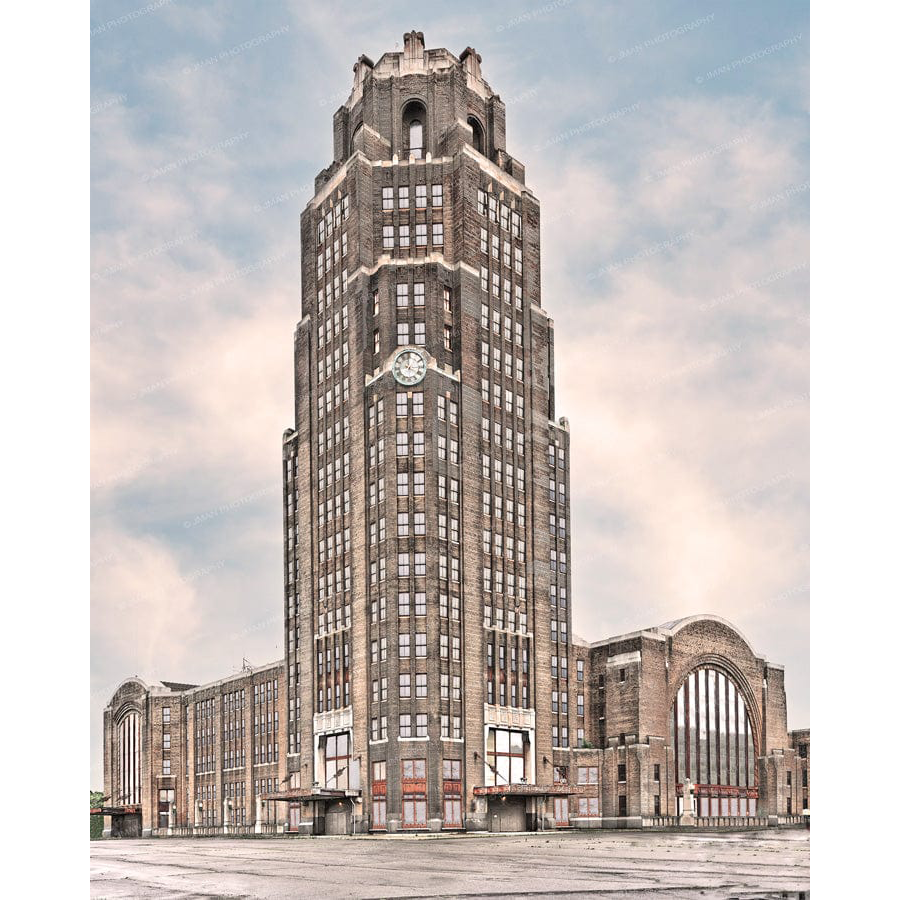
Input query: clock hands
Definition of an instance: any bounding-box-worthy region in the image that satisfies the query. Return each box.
[394,350,424,384]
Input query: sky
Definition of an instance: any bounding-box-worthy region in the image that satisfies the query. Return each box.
[90,0,809,788]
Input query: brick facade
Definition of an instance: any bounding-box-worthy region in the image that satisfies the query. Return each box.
[101,663,285,837]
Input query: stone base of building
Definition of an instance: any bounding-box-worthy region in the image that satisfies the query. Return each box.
[97,812,808,839]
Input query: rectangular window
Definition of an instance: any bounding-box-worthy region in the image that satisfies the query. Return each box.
[382,225,395,249]
[484,727,527,787]
[382,187,394,210]
[324,733,351,790]
[433,223,443,246]
[401,759,426,828]
[553,796,569,826]
[416,184,427,208]
[432,184,443,206]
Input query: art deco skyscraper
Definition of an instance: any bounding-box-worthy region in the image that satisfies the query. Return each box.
[282,31,576,832]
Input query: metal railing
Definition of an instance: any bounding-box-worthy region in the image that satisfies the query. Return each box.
[643,816,679,827]
[778,814,809,826]
[695,816,767,828]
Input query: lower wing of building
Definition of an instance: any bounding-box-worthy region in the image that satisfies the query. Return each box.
[99,614,809,837]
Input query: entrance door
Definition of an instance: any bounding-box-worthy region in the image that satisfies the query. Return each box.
[112,813,141,838]
[288,803,301,832]
[488,798,527,832]
[324,800,348,834]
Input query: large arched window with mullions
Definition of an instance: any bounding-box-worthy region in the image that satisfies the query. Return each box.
[670,667,758,817]
[116,710,142,806]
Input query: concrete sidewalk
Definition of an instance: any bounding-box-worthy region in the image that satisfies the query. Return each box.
[91,828,810,898]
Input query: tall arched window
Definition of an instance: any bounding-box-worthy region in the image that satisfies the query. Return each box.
[409,120,423,158]
[669,667,758,817]
[351,122,363,152]
[402,101,427,159]
[468,116,485,155]
[117,711,142,806]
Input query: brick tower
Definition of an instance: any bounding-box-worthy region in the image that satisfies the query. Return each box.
[282,31,575,833]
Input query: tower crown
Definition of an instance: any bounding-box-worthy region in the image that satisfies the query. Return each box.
[317,31,526,189]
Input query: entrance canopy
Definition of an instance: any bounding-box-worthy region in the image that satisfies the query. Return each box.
[473,784,576,797]
[260,788,359,803]
[90,804,141,815]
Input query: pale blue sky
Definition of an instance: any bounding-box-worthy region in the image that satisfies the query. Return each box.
[91,0,809,787]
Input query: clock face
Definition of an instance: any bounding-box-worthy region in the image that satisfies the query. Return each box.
[393,348,427,386]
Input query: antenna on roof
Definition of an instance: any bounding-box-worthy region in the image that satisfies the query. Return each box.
[242,657,252,672]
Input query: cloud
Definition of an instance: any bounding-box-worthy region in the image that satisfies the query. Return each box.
[91,527,204,676]
[523,92,808,707]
